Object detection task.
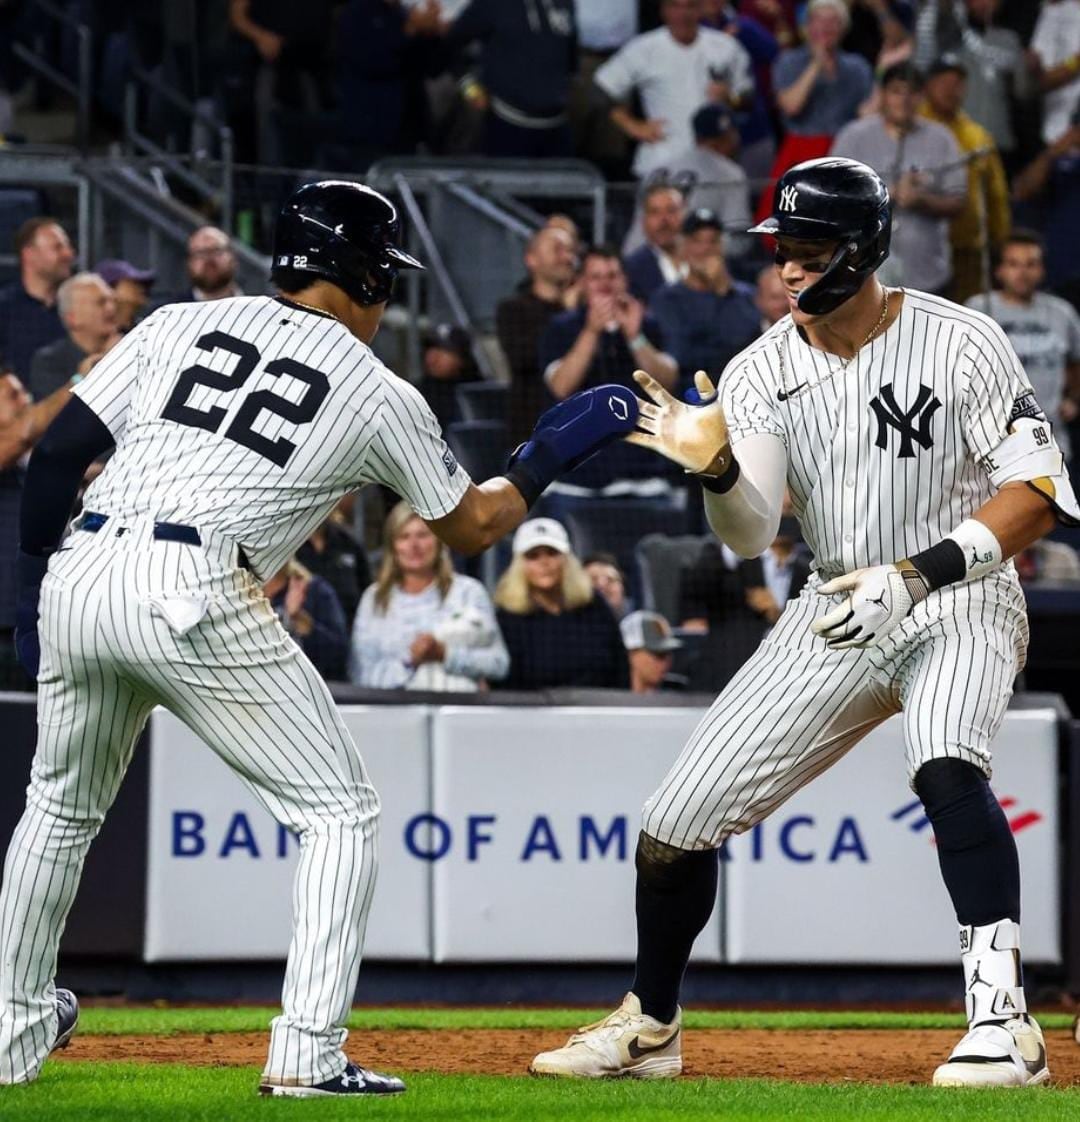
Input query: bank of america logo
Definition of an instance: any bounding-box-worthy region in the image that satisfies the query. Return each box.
[891,796,1042,838]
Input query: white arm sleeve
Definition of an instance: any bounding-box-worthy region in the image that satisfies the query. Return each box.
[703,432,788,558]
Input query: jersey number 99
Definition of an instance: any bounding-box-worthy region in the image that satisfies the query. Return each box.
[161,331,331,467]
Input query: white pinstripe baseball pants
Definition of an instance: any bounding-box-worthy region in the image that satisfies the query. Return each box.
[643,572,1029,850]
[0,521,380,1085]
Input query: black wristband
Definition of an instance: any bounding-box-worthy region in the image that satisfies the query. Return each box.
[504,463,543,510]
[907,538,966,591]
[698,456,741,495]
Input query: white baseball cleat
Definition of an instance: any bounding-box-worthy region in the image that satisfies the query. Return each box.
[932,1016,1049,1087]
[529,992,681,1079]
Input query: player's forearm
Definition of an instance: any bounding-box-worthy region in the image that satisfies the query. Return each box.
[701,434,787,558]
[972,483,1057,560]
[428,478,527,556]
[20,397,115,556]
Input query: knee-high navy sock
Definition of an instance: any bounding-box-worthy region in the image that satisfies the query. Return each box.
[914,758,1020,926]
[631,832,718,1024]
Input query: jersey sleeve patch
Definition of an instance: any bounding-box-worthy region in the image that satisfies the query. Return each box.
[1008,390,1046,426]
[442,447,459,477]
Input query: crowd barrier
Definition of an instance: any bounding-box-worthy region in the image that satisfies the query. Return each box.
[0,691,1072,974]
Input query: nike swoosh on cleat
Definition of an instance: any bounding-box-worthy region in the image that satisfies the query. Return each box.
[627,1028,680,1059]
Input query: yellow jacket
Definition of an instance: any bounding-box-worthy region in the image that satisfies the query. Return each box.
[919,103,1011,251]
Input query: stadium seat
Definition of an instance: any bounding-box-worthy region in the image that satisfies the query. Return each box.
[561,499,689,603]
[636,534,710,624]
[457,382,509,423]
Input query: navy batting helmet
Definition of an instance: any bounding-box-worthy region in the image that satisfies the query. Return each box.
[271,180,423,307]
[748,158,890,316]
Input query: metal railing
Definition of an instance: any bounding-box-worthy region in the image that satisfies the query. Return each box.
[123,66,234,233]
[10,0,92,151]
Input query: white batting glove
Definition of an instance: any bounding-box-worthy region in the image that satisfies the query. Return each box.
[810,564,930,650]
[625,370,733,476]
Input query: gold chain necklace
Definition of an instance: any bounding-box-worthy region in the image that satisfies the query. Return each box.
[280,296,341,323]
[776,288,894,399]
[840,289,890,370]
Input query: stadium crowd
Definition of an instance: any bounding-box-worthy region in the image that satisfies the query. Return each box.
[1,0,1080,694]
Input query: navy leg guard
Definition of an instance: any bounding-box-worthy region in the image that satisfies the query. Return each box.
[913,758,1020,926]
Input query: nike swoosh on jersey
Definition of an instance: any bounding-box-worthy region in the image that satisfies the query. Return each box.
[627,1028,680,1059]
[777,383,807,401]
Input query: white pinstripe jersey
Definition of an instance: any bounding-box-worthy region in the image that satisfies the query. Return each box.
[73,296,470,578]
[719,289,1053,580]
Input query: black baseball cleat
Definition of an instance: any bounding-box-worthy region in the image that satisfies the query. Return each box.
[50,988,79,1054]
[258,1063,406,1098]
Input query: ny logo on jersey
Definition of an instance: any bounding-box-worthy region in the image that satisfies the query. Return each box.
[778,185,798,212]
[869,383,941,459]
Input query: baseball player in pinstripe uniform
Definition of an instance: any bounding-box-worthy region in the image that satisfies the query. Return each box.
[532,158,1080,1088]
[0,181,639,1097]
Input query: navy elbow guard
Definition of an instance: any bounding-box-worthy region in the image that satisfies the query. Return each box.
[504,384,639,508]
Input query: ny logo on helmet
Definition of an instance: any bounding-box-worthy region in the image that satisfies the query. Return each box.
[608,395,630,421]
[779,186,798,213]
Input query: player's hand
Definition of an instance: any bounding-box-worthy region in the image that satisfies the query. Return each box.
[810,564,929,649]
[626,370,732,476]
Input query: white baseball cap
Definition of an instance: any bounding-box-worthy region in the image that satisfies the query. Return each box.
[512,518,571,556]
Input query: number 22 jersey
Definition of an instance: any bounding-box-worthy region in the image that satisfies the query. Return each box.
[73,296,470,578]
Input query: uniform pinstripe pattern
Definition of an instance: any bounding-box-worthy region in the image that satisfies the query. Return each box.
[643,289,1038,851]
[1,295,467,1085]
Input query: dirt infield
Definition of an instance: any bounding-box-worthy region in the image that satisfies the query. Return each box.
[59,1028,1080,1085]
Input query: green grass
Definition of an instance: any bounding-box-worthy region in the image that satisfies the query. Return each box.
[1,1065,1077,1122]
[75,1005,1078,1036]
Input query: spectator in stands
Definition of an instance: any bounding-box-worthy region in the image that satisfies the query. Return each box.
[967,230,1080,462]
[496,225,577,444]
[296,495,372,630]
[1012,120,1080,304]
[494,518,628,690]
[1030,0,1080,146]
[648,208,760,391]
[264,557,349,681]
[701,3,781,181]
[621,609,684,693]
[1014,538,1080,583]
[755,263,789,329]
[739,0,798,50]
[631,107,752,261]
[185,226,242,302]
[94,259,156,334]
[569,0,638,176]
[919,54,1010,304]
[350,500,508,691]
[769,0,873,182]
[738,514,811,625]
[540,245,677,402]
[228,0,335,167]
[913,0,1033,165]
[0,217,74,381]
[832,62,966,294]
[323,0,442,171]
[584,551,634,620]
[439,0,578,158]
[28,273,120,402]
[623,183,686,301]
[594,0,754,180]
[0,363,102,690]
[416,323,480,430]
[843,0,915,69]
